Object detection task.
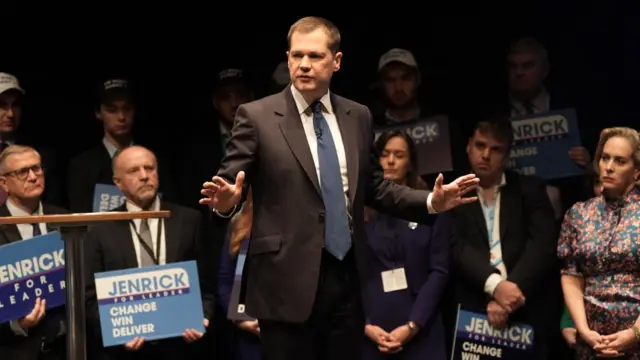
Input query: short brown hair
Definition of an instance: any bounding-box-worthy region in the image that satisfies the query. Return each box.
[473,116,514,151]
[508,37,549,65]
[287,16,341,53]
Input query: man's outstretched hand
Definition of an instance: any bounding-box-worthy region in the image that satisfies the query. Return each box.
[199,171,245,213]
[431,173,480,213]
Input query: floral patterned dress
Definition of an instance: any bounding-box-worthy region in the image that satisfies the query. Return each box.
[557,188,640,359]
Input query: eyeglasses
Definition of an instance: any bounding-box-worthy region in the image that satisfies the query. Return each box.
[2,164,44,180]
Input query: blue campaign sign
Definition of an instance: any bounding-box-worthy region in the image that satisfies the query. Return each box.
[0,232,66,324]
[451,307,534,360]
[94,260,205,347]
[93,184,127,212]
[508,108,584,180]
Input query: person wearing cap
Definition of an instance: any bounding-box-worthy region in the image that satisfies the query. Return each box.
[0,72,63,208]
[213,68,254,151]
[67,78,176,213]
[375,48,425,126]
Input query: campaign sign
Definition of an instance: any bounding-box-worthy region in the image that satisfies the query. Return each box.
[93,184,127,212]
[227,247,254,322]
[451,307,534,360]
[94,260,205,347]
[375,115,452,175]
[508,109,583,180]
[0,232,66,324]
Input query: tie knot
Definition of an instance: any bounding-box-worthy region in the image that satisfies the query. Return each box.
[311,101,323,115]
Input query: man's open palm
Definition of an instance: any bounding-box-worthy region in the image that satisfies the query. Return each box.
[200,171,244,213]
[431,173,480,212]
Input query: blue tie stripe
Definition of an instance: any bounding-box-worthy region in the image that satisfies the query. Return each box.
[311,101,352,260]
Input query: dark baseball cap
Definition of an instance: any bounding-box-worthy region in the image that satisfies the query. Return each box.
[97,78,132,105]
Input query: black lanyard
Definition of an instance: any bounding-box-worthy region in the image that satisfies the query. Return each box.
[129,219,163,266]
[377,215,403,268]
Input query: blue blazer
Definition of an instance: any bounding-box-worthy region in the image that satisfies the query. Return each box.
[217,234,261,360]
[363,212,451,360]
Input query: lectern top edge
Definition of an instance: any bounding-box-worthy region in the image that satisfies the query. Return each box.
[0,210,171,225]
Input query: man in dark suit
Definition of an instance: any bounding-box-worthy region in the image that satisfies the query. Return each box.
[200,16,479,360]
[450,118,558,359]
[67,78,176,213]
[83,145,215,360]
[0,145,67,360]
[0,73,63,207]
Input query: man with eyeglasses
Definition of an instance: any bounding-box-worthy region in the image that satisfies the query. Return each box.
[0,145,68,360]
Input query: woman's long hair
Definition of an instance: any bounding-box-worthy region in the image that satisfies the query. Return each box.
[229,188,253,257]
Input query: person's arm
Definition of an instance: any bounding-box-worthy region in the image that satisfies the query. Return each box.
[506,179,559,296]
[451,208,500,292]
[557,206,589,334]
[212,104,257,218]
[408,213,451,329]
[362,106,433,223]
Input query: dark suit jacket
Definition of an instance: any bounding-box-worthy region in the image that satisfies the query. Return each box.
[216,87,433,323]
[450,171,558,327]
[0,202,68,360]
[67,143,177,213]
[363,213,451,360]
[83,201,215,360]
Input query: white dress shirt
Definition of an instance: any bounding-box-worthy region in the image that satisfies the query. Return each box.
[126,196,167,267]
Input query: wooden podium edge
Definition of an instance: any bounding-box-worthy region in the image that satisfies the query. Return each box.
[0,210,171,225]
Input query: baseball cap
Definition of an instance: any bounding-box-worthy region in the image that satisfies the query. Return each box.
[216,68,245,87]
[378,48,419,73]
[0,73,25,95]
[97,78,132,105]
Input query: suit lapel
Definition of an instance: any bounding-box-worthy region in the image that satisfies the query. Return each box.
[0,204,23,244]
[499,180,518,243]
[332,94,359,206]
[277,88,322,197]
[161,202,180,263]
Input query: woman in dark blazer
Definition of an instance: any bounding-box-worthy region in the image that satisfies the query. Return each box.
[363,130,451,360]
[216,189,261,360]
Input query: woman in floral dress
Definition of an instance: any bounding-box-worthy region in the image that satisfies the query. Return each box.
[558,127,640,359]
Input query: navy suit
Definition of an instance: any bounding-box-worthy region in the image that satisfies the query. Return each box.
[363,212,451,360]
[217,235,261,360]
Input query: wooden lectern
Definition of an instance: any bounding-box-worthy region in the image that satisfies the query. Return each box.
[0,210,171,360]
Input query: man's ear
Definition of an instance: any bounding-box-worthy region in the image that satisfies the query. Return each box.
[0,176,8,193]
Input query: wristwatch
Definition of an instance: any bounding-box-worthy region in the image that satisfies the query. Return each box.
[407,321,419,335]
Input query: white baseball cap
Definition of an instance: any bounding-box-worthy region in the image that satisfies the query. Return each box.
[0,73,25,95]
[378,48,419,72]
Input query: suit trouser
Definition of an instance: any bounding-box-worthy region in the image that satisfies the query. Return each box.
[259,249,364,360]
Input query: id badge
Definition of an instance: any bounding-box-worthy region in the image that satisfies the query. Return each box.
[381,268,408,293]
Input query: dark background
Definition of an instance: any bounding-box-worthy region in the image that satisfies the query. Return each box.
[3,2,639,163]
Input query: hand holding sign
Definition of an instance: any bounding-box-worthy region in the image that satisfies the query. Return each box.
[183,318,208,343]
[18,298,46,329]
[124,337,144,351]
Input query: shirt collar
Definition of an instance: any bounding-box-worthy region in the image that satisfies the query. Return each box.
[6,198,43,216]
[290,84,333,115]
[477,173,507,195]
[510,89,550,114]
[126,196,161,212]
[102,137,134,159]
